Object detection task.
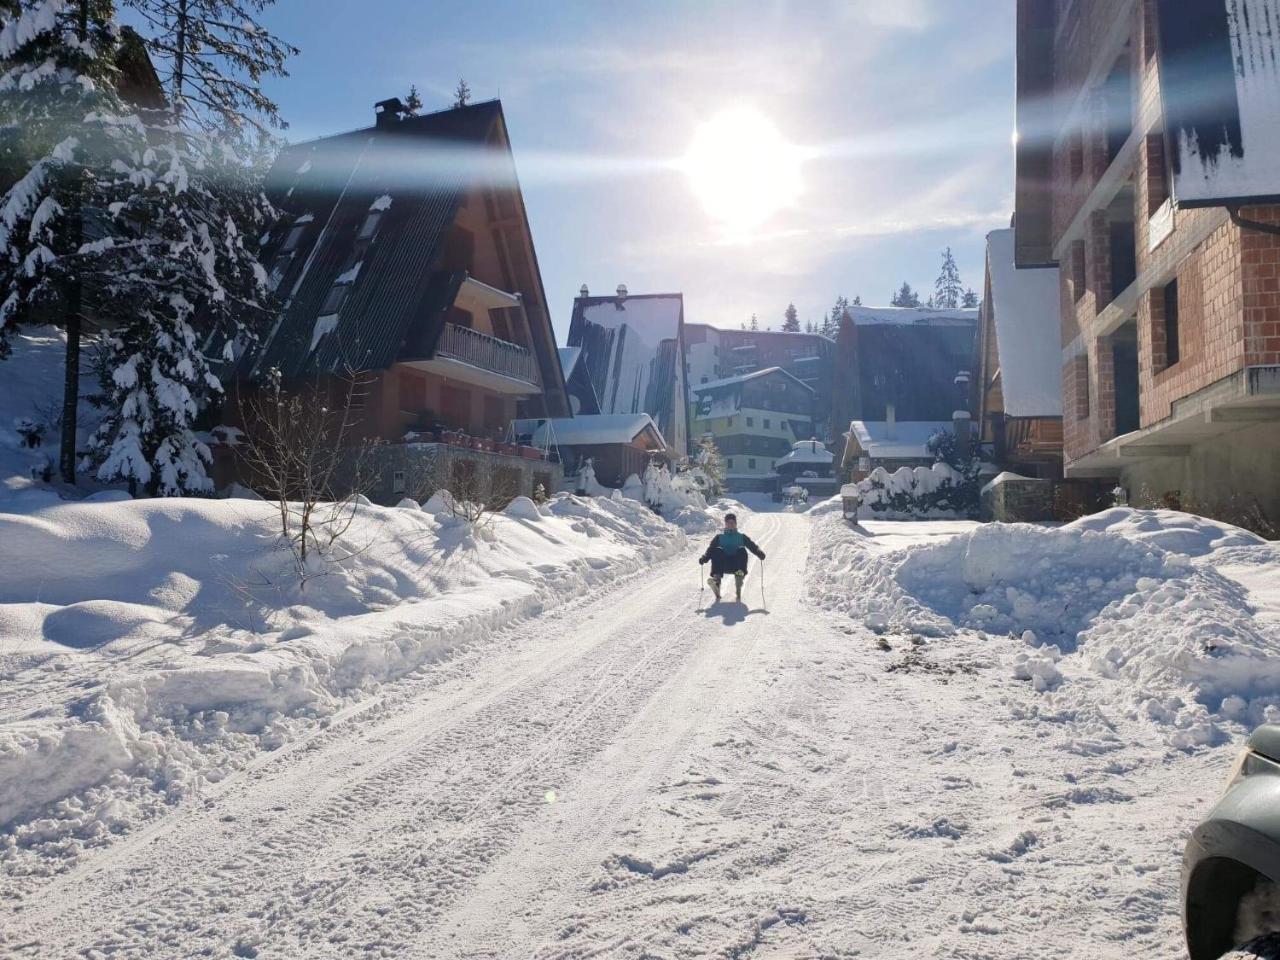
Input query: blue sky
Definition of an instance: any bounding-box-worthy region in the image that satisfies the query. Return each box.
[257,0,1016,341]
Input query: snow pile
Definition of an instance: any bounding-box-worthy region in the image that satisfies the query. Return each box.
[638,460,717,532]
[810,509,1280,748]
[0,492,690,842]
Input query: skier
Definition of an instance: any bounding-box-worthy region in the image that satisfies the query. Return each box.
[699,513,765,603]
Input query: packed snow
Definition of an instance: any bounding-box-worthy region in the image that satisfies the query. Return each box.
[0,490,693,858]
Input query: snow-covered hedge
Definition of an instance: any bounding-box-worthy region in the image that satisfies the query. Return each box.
[857,463,979,519]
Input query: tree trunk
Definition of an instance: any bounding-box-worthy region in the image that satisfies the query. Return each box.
[60,292,80,483]
[173,0,188,121]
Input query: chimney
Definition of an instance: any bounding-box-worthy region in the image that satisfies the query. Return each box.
[579,283,589,298]
[885,401,896,440]
[374,97,408,128]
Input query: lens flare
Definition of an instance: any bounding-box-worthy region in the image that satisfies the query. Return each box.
[681,107,803,232]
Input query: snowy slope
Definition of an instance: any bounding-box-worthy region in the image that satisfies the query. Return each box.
[4,508,1274,959]
[0,491,694,849]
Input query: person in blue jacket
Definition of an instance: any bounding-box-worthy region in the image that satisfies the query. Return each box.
[699,513,765,602]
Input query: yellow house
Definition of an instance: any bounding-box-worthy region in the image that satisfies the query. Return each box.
[691,367,816,492]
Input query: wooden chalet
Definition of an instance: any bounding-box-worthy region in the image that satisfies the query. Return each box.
[226,98,571,503]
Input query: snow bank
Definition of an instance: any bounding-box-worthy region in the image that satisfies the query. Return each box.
[810,509,1280,748]
[0,492,690,838]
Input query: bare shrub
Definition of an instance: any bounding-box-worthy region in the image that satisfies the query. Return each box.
[417,452,524,527]
[236,367,380,577]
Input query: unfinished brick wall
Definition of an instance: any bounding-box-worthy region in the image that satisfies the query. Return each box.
[1052,0,1280,463]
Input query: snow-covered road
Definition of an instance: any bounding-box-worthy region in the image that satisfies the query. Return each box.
[2,510,1236,958]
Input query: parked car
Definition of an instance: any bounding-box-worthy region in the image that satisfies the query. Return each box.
[1184,725,1280,959]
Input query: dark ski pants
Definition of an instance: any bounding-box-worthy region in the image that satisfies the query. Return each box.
[707,547,749,580]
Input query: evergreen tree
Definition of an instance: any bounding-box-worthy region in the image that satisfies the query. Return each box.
[934,246,963,309]
[782,302,799,332]
[453,77,471,108]
[124,0,297,149]
[748,313,758,331]
[823,294,849,337]
[926,295,936,309]
[0,0,144,481]
[962,287,979,308]
[852,294,862,306]
[891,282,920,307]
[694,435,726,497]
[828,310,859,457]
[405,83,423,115]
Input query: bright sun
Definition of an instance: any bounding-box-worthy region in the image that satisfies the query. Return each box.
[682,107,803,232]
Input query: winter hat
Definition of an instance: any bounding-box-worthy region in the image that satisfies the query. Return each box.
[725,513,737,522]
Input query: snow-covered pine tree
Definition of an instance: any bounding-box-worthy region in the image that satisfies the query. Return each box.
[89,132,274,494]
[453,77,471,108]
[123,0,296,149]
[748,313,758,331]
[404,83,422,115]
[891,282,920,307]
[82,0,286,494]
[962,287,979,308]
[0,0,149,481]
[828,310,858,453]
[934,246,963,309]
[782,302,799,332]
[694,435,725,497]
[852,294,862,305]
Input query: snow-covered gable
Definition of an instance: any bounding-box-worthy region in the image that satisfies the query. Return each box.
[692,366,810,395]
[557,346,582,379]
[850,420,954,460]
[986,229,1062,418]
[528,414,666,449]
[776,439,834,468]
[847,305,978,327]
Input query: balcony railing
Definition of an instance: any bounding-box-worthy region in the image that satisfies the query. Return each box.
[435,322,539,385]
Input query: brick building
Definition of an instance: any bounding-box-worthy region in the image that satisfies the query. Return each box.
[1015,0,1280,523]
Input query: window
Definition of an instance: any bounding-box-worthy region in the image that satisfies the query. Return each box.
[701,376,708,384]
[726,457,735,469]
[269,253,292,291]
[763,418,771,429]
[391,470,407,495]
[1071,240,1087,303]
[320,282,350,315]
[748,458,757,470]
[357,210,383,241]
[726,417,734,428]
[746,417,754,427]
[1163,278,1181,366]
[281,222,307,253]
[401,374,426,412]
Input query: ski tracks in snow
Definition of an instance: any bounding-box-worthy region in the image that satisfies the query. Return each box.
[3,510,1216,958]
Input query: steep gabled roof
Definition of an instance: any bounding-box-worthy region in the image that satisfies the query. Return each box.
[244,98,569,420]
[985,229,1063,418]
[692,366,814,395]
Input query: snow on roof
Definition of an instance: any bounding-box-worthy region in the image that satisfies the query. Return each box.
[369,194,392,212]
[847,305,978,326]
[986,229,1063,418]
[692,366,812,394]
[849,420,954,459]
[558,346,582,379]
[776,440,834,467]
[527,414,666,448]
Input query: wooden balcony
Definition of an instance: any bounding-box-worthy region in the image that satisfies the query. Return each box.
[407,322,541,395]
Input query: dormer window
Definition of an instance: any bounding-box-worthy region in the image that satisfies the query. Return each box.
[280,222,308,253]
[320,282,351,315]
[357,210,383,242]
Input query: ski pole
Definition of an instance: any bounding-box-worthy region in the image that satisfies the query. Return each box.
[698,562,705,609]
[760,559,767,610]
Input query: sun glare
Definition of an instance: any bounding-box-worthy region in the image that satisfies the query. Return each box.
[682,107,803,233]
